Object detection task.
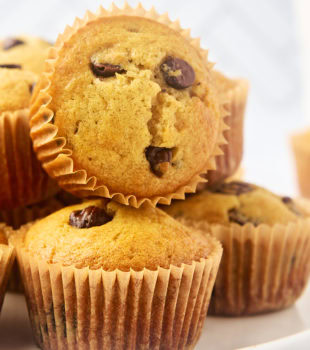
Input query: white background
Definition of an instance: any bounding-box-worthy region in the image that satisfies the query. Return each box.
[0,0,306,195]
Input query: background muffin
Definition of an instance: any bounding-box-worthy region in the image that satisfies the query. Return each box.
[165,181,310,315]
[12,199,222,349]
[0,67,58,209]
[0,35,50,74]
[30,7,225,207]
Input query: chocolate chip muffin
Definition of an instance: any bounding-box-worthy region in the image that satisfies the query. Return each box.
[30,6,225,207]
[165,181,310,315]
[0,224,15,312]
[12,199,222,349]
[0,35,50,74]
[0,67,37,114]
[0,67,58,209]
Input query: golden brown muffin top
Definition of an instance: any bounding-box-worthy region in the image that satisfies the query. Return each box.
[42,15,221,198]
[23,199,211,271]
[165,181,305,226]
[0,68,37,114]
[0,35,50,74]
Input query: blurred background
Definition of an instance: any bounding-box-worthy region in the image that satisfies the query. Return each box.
[0,0,307,195]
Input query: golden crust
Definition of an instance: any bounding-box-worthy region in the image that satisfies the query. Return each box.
[22,199,213,271]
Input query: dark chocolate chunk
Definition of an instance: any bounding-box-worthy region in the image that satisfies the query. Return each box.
[282,196,302,216]
[228,208,260,226]
[211,181,254,196]
[0,63,22,69]
[160,56,195,89]
[90,60,126,78]
[2,37,24,50]
[29,82,36,94]
[69,206,112,228]
[145,146,173,177]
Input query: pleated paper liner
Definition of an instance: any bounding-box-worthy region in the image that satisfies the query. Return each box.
[0,109,59,210]
[179,217,310,316]
[201,73,249,189]
[0,226,15,312]
[29,2,228,208]
[11,229,222,349]
[0,198,64,293]
[291,130,310,199]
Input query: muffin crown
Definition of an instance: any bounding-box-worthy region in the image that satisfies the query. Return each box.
[23,199,212,271]
[165,181,305,226]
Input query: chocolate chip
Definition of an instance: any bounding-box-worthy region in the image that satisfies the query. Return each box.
[69,206,112,228]
[160,56,195,89]
[211,181,254,196]
[0,64,22,69]
[282,196,302,216]
[90,60,126,78]
[282,196,292,204]
[228,208,260,226]
[145,146,173,177]
[29,82,36,94]
[2,37,24,50]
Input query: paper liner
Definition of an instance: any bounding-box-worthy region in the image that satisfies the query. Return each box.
[179,217,310,316]
[199,75,249,190]
[0,198,63,293]
[0,109,59,210]
[0,241,15,312]
[29,2,228,208]
[12,229,222,349]
[291,131,310,198]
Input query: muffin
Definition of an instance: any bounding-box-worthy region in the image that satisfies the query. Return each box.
[30,4,226,208]
[0,35,50,74]
[11,199,222,349]
[0,67,58,209]
[291,130,310,198]
[164,181,310,315]
[0,224,15,311]
[199,71,248,189]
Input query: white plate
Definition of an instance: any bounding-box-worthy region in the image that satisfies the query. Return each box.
[0,284,309,349]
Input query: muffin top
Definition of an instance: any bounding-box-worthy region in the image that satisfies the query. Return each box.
[0,67,37,114]
[165,181,305,226]
[36,15,222,199]
[23,199,211,271]
[0,35,50,74]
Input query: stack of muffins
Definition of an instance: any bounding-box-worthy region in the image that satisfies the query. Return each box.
[0,3,310,350]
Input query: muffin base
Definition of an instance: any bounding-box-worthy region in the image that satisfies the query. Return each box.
[180,218,310,316]
[0,109,59,209]
[0,244,15,312]
[12,230,222,349]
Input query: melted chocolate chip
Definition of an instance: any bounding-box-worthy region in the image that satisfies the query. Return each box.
[69,206,112,228]
[29,82,36,94]
[2,37,24,50]
[160,56,195,89]
[228,208,260,226]
[145,146,173,177]
[211,181,254,196]
[90,60,126,78]
[0,64,22,69]
[282,196,302,216]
